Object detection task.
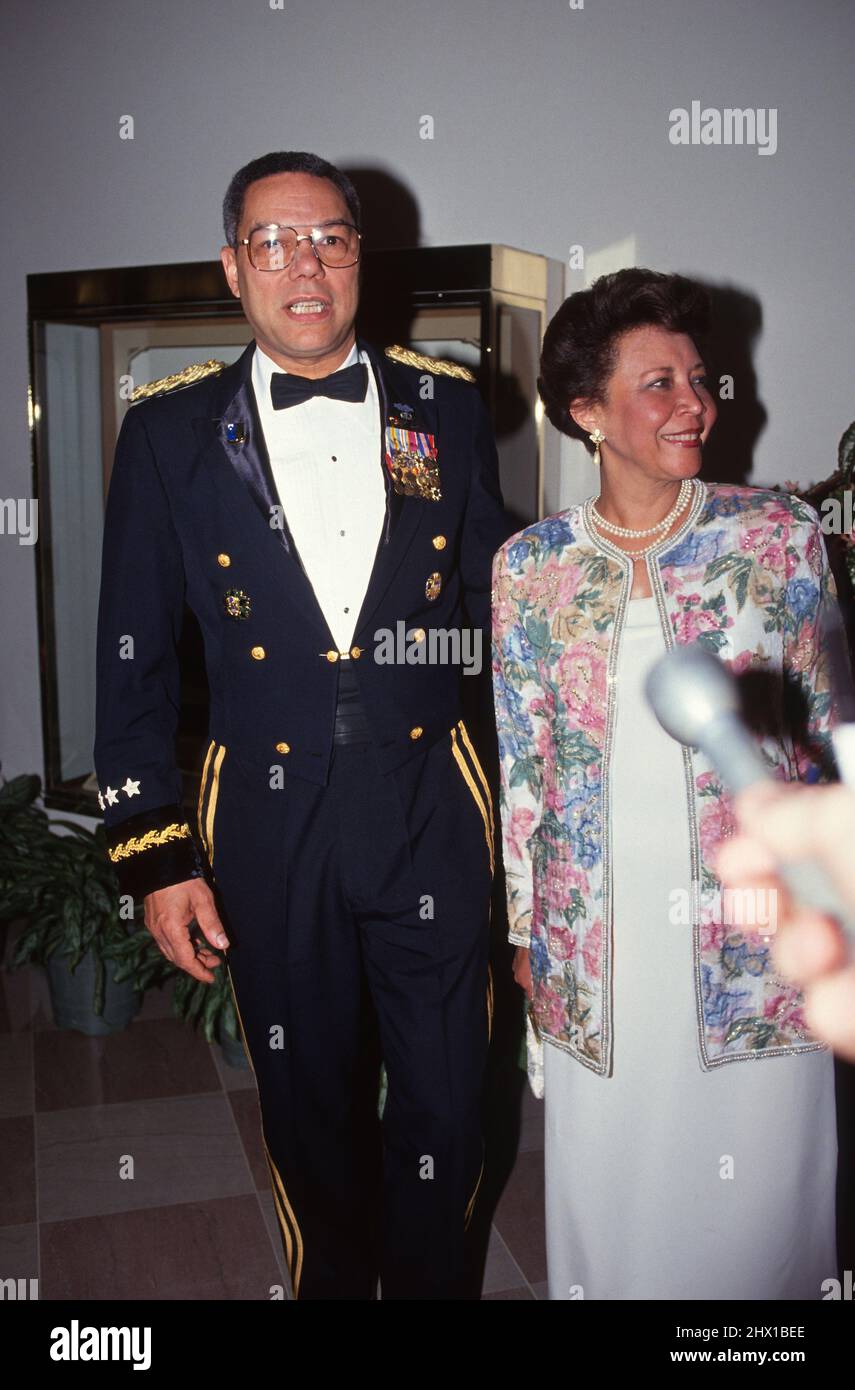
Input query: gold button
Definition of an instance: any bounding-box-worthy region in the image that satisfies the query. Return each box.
[432,535,447,550]
[411,628,426,642]
[274,741,290,755]
[325,649,339,663]
[409,726,423,740]
[217,553,231,567]
[350,646,362,659]
[251,646,266,660]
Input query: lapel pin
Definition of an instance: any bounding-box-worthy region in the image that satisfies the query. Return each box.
[224,421,247,445]
[224,588,252,620]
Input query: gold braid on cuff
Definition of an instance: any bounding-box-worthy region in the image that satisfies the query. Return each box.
[108,822,192,862]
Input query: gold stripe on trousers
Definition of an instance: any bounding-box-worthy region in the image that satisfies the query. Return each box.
[199,743,226,868]
[450,720,495,876]
[226,962,305,1299]
[196,740,216,856]
[464,961,492,1233]
[197,738,226,863]
[469,962,494,1225]
[448,721,495,1231]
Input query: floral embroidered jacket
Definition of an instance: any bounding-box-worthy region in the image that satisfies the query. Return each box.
[491,480,842,1073]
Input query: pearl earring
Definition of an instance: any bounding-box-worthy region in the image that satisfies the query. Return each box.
[589,429,605,467]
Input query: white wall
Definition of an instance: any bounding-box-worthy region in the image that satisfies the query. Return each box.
[1,0,852,780]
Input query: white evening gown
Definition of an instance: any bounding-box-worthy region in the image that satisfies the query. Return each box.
[544,595,838,1300]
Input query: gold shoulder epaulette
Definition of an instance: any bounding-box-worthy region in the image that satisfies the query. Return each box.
[130,358,227,403]
[384,344,476,383]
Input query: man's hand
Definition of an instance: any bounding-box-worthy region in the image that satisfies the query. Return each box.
[144,877,230,984]
[513,945,532,1001]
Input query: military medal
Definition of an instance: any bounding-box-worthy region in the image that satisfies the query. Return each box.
[385,425,441,502]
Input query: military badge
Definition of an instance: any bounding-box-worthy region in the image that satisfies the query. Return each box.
[224,588,251,620]
[224,421,246,445]
[425,571,442,601]
[385,425,441,502]
[391,402,415,423]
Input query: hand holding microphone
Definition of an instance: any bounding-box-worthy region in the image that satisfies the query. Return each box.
[645,642,855,1060]
[644,642,855,951]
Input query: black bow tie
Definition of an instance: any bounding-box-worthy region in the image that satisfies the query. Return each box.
[270,361,368,410]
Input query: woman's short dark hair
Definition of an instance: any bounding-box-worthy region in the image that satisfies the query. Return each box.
[222,151,362,248]
[538,268,711,443]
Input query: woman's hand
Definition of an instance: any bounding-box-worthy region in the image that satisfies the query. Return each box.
[513,945,532,1000]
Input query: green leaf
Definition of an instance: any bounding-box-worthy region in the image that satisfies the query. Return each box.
[0,775,42,811]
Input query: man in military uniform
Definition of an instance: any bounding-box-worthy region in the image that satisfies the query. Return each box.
[94,150,513,1300]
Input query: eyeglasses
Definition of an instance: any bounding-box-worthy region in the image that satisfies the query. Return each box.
[237,222,361,271]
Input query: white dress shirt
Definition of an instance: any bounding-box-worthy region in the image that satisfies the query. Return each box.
[251,341,386,653]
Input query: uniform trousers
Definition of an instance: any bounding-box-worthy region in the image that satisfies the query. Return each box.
[205,721,494,1299]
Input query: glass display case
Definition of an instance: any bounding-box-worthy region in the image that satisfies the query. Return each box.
[27,244,564,811]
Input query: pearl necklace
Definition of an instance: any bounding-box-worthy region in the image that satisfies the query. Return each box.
[588,478,696,558]
[591,478,692,538]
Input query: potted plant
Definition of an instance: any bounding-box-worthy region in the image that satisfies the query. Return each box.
[791,419,855,653]
[798,419,855,586]
[0,773,142,1034]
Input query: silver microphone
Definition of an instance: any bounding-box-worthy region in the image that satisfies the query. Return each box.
[645,643,855,948]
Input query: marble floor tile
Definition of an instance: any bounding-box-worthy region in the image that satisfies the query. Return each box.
[36,1093,254,1222]
[0,1030,33,1118]
[492,1149,547,1284]
[34,1017,221,1111]
[40,1194,281,1300]
[0,1115,35,1225]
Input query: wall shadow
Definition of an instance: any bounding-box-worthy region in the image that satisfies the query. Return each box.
[345,166,423,348]
[697,280,767,487]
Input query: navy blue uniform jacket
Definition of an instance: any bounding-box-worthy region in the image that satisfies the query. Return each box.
[94,339,514,900]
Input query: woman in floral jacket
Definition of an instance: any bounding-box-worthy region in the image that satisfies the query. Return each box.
[491,268,843,1300]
